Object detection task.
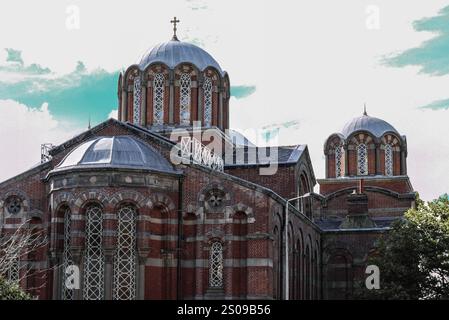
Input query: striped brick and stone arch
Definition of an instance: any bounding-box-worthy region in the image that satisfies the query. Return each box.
[52,192,76,214]
[322,246,354,299]
[72,190,109,214]
[324,133,346,179]
[144,63,170,126]
[146,193,176,216]
[380,133,403,176]
[174,63,200,125]
[109,190,147,211]
[346,131,377,176]
[198,183,232,214]
[228,203,254,223]
[122,66,142,125]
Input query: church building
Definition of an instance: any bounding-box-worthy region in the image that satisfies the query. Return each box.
[0,20,415,300]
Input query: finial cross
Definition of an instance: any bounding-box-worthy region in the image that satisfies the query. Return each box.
[170,16,180,39]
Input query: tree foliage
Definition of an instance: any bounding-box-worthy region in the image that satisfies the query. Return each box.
[0,276,31,300]
[360,195,449,299]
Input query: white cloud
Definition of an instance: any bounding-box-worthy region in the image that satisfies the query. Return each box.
[108,109,118,119]
[0,100,82,182]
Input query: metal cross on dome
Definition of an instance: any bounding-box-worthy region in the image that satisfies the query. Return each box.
[170,16,180,40]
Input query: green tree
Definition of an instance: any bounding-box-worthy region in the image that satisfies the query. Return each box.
[0,276,31,300]
[359,195,449,299]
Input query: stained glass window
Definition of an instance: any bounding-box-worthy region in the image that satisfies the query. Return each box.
[203,77,212,126]
[357,143,368,176]
[133,77,141,125]
[83,205,104,300]
[153,73,165,125]
[385,144,393,176]
[113,205,137,300]
[61,207,74,300]
[180,73,191,125]
[209,241,223,288]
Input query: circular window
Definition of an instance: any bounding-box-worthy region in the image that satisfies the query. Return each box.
[6,196,22,215]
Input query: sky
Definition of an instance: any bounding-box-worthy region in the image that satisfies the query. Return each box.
[0,0,448,200]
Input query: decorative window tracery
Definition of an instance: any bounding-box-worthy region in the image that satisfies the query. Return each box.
[133,76,141,125]
[83,205,104,300]
[7,257,19,284]
[335,144,345,178]
[61,207,74,300]
[113,205,137,300]
[357,143,368,176]
[6,196,22,215]
[203,77,212,126]
[153,73,165,125]
[385,144,393,176]
[209,241,223,288]
[180,73,191,125]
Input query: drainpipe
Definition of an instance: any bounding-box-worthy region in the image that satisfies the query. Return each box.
[176,177,184,300]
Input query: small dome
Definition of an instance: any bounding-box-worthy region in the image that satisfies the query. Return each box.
[55,136,175,173]
[341,114,399,138]
[138,39,224,74]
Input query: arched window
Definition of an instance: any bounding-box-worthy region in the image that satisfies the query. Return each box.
[335,144,345,177]
[153,73,165,125]
[113,205,137,300]
[385,144,393,176]
[180,73,191,125]
[61,207,74,300]
[7,257,19,284]
[133,76,141,125]
[208,241,223,288]
[83,204,104,300]
[357,143,368,176]
[203,77,213,126]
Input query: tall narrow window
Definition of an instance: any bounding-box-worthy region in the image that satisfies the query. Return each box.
[113,205,137,300]
[385,144,393,176]
[153,73,165,125]
[61,207,73,300]
[7,257,19,284]
[335,144,345,177]
[133,77,141,125]
[180,73,191,125]
[209,241,223,288]
[203,77,212,126]
[357,143,368,176]
[83,205,104,300]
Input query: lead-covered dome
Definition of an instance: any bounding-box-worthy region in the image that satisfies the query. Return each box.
[54,136,175,173]
[138,39,224,75]
[341,113,399,138]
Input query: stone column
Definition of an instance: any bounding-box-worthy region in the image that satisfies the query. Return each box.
[197,75,203,125]
[137,249,149,300]
[121,89,127,121]
[104,249,114,300]
[219,87,224,129]
[400,150,407,175]
[344,146,349,176]
[375,143,381,175]
[140,85,147,127]
[71,248,83,300]
[169,70,174,124]
[50,251,60,300]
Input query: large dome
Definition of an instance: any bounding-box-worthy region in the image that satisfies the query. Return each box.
[341,114,399,138]
[54,136,175,173]
[138,39,224,74]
